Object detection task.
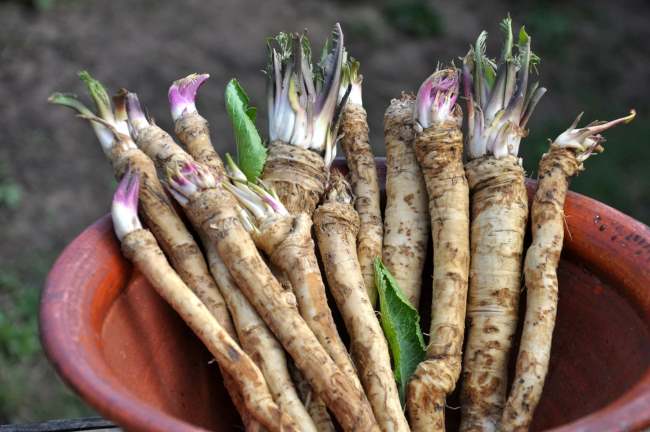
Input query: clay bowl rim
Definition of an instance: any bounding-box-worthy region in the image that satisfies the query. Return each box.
[40,159,650,432]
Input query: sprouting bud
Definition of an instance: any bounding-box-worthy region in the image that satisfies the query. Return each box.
[79,71,115,124]
[464,17,546,159]
[414,68,460,129]
[112,169,142,241]
[223,181,267,220]
[48,92,93,116]
[50,75,138,156]
[166,160,216,206]
[266,23,346,159]
[248,182,288,216]
[224,157,288,222]
[169,73,210,121]
[224,153,248,182]
[126,92,151,135]
[185,161,216,190]
[48,93,111,155]
[238,207,258,234]
[340,56,362,106]
[112,89,132,137]
[324,169,353,204]
[49,92,134,156]
[554,110,636,162]
[168,170,197,202]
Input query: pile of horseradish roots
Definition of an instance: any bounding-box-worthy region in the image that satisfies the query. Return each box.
[50,17,634,432]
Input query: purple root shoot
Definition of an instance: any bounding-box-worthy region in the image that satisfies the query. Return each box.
[166,161,216,205]
[112,169,142,241]
[169,73,210,121]
[415,69,460,129]
[126,92,150,133]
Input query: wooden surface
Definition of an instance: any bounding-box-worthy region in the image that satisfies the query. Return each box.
[0,417,117,431]
[40,159,650,432]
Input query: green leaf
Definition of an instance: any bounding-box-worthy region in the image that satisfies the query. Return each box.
[224,79,267,181]
[48,92,93,116]
[374,258,426,405]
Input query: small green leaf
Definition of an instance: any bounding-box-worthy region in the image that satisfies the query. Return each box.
[48,93,93,116]
[518,25,530,46]
[78,71,113,122]
[374,258,426,405]
[499,15,514,63]
[514,25,540,70]
[225,79,267,181]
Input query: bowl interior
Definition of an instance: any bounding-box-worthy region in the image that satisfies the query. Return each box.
[41,160,650,432]
[102,273,237,430]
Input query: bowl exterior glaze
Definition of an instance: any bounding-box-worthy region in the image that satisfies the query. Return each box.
[40,159,650,432]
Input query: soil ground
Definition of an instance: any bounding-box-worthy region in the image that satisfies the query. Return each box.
[0,0,648,423]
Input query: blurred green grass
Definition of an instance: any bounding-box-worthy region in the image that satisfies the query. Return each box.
[381,0,443,37]
[0,257,93,422]
[0,162,22,210]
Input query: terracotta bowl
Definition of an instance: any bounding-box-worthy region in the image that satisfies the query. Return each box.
[40,159,650,432]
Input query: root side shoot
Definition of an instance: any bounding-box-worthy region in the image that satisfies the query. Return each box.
[339,58,383,305]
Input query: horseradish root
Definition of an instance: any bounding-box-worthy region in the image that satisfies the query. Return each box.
[460,18,546,431]
[407,68,470,432]
[501,110,635,432]
[339,58,383,305]
[111,171,297,432]
[168,76,316,432]
[164,160,379,432]
[382,93,430,307]
[314,171,408,432]
[225,158,363,398]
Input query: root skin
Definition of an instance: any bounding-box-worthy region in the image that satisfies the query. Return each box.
[261,141,327,215]
[289,361,337,432]
[382,94,430,307]
[314,195,409,432]
[185,186,379,432]
[174,112,226,177]
[460,155,528,432]
[408,122,469,432]
[134,125,188,168]
[340,103,383,305]
[255,213,364,396]
[500,148,580,432]
[203,240,317,432]
[121,229,296,432]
